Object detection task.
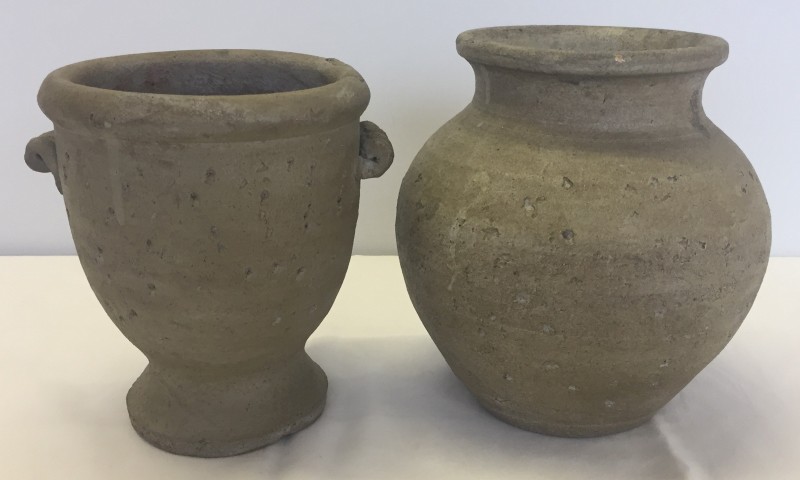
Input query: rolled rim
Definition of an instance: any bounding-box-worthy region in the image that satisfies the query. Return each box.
[38,49,371,141]
[456,25,729,76]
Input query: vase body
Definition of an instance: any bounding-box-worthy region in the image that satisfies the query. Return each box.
[396,26,770,436]
[26,50,393,456]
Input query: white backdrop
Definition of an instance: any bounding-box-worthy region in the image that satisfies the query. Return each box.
[1,0,797,255]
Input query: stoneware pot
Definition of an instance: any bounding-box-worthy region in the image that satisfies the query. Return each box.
[25,50,393,456]
[396,26,770,437]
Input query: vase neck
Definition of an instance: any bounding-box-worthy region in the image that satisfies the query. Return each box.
[470,64,714,137]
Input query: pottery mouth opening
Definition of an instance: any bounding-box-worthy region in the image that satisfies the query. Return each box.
[72,56,335,96]
[37,50,371,141]
[457,26,729,76]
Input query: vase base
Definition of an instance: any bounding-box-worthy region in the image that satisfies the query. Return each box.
[126,352,327,457]
[477,399,652,438]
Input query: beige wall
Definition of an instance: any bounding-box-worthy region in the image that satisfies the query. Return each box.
[2,0,797,255]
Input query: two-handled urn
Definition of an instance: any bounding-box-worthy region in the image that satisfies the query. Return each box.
[25,50,393,457]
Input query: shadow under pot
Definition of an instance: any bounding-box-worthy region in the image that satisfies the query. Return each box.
[396,26,770,437]
[25,49,393,457]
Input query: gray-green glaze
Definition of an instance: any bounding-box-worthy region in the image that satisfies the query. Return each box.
[26,50,393,456]
[396,26,770,437]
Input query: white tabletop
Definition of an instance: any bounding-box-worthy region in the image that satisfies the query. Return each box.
[1,256,798,479]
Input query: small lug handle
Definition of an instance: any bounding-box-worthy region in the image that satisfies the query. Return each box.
[25,131,62,194]
[358,121,394,180]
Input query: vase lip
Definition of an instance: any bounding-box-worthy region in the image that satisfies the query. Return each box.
[457,25,729,76]
[37,49,371,141]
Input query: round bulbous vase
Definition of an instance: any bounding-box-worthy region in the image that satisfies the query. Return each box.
[396,26,770,437]
[25,50,393,456]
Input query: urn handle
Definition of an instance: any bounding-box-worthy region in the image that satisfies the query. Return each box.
[358,121,394,179]
[25,131,62,194]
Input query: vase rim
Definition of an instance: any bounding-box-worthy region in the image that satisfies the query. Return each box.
[457,25,729,76]
[37,49,370,141]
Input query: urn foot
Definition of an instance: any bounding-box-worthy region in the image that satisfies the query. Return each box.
[126,352,327,457]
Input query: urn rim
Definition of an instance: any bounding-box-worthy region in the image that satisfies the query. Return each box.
[37,49,371,141]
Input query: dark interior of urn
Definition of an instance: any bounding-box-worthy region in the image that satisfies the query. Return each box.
[488,26,714,54]
[74,60,333,96]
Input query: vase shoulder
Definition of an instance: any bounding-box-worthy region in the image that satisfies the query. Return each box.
[402,104,769,256]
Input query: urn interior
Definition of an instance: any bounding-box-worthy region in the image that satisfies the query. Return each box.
[73,56,336,96]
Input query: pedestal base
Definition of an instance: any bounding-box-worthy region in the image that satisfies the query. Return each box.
[126,352,327,457]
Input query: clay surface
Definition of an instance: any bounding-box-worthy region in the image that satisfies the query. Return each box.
[25,50,393,456]
[396,26,771,437]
